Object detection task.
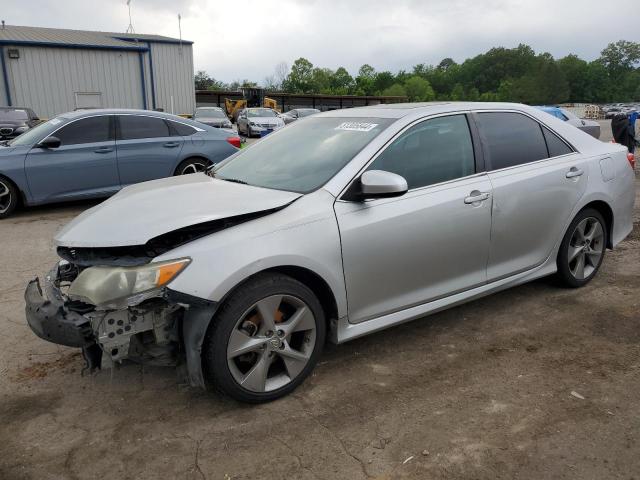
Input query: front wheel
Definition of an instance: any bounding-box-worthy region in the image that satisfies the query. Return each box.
[0,176,19,219]
[203,273,325,403]
[556,208,607,288]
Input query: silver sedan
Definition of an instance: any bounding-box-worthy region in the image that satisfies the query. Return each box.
[26,102,636,403]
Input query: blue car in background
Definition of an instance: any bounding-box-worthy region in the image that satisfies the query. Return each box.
[0,109,241,218]
[534,106,601,139]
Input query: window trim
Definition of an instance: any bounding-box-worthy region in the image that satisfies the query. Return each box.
[470,110,577,174]
[338,111,484,201]
[36,114,115,145]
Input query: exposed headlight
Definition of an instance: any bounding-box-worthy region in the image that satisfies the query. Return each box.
[68,258,190,308]
[249,121,257,126]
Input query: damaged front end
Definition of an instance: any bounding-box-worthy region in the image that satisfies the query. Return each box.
[25,256,217,388]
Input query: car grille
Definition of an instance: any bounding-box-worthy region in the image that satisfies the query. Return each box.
[0,127,14,136]
[258,123,276,128]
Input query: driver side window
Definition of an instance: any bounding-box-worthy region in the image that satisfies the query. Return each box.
[368,114,476,190]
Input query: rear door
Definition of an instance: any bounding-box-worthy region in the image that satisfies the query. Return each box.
[115,114,185,185]
[24,115,119,203]
[335,114,492,323]
[474,111,589,281]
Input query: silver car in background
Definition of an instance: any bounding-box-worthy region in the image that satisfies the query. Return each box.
[280,108,321,125]
[25,102,636,403]
[236,108,284,137]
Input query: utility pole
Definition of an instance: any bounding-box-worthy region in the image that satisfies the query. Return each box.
[126,0,135,34]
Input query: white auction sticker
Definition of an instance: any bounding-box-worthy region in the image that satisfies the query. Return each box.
[335,122,378,132]
[49,118,61,125]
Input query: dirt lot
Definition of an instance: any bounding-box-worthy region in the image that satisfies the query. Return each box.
[1,123,639,479]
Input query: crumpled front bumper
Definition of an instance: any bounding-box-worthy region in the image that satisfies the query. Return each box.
[24,273,94,348]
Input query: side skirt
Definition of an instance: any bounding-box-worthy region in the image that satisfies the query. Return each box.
[330,261,557,344]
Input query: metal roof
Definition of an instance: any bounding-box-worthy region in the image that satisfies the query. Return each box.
[0,25,192,51]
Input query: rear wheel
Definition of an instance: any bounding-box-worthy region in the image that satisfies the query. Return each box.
[174,158,212,175]
[556,208,607,287]
[0,176,19,219]
[203,273,325,403]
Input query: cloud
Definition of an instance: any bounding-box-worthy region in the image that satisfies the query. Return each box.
[2,0,638,82]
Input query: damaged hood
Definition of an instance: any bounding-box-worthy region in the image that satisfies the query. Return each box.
[55,174,302,248]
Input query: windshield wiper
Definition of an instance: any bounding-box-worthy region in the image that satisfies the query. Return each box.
[219,178,249,185]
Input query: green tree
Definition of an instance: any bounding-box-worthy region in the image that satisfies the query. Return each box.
[356,64,377,95]
[331,67,355,94]
[598,40,640,75]
[403,76,435,101]
[557,54,590,102]
[450,83,464,100]
[382,83,407,97]
[373,71,396,94]
[283,57,315,93]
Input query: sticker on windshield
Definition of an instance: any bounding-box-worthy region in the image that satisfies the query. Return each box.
[335,122,378,132]
[49,118,62,125]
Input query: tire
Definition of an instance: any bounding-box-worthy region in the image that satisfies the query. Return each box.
[556,208,607,288]
[203,273,326,403]
[174,158,212,176]
[0,176,19,219]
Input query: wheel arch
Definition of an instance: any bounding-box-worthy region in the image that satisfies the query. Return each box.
[215,265,340,337]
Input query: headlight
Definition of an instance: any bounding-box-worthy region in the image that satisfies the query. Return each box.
[68,258,190,308]
[14,126,28,135]
[249,121,257,126]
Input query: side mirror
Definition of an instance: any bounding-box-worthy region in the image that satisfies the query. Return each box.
[359,170,408,199]
[37,136,61,149]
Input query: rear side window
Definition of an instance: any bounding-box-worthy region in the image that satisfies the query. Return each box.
[56,116,112,146]
[368,114,475,189]
[168,121,197,136]
[476,112,548,170]
[542,127,573,157]
[118,115,170,140]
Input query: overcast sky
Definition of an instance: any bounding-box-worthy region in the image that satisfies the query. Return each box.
[3,0,639,83]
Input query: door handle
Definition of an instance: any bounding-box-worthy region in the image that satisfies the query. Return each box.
[464,190,490,204]
[94,147,113,154]
[163,142,180,148]
[566,167,584,178]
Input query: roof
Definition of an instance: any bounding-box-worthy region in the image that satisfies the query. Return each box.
[0,25,192,51]
[320,102,537,119]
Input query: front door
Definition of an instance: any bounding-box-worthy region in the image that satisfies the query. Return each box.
[25,115,119,204]
[115,114,185,185]
[335,114,492,324]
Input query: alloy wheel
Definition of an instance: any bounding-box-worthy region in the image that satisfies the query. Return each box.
[180,162,207,175]
[567,216,604,280]
[226,294,317,393]
[0,180,12,214]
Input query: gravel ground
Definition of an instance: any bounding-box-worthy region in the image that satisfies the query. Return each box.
[0,123,638,480]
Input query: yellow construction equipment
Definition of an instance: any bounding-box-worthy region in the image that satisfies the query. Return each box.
[225,87,280,122]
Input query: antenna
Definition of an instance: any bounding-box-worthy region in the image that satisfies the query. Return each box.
[126,0,135,34]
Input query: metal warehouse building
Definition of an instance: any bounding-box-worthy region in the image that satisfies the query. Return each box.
[0,25,195,118]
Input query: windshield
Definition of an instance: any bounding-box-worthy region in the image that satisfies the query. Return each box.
[215,117,393,193]
[247,108,277,118]
[8,116,66,146]
[196,109,226,119]
[0,108,29,121]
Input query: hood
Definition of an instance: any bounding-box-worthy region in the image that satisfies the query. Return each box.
[198,117,229,126]
[0,119,27,127]
[55,174,302,248]
[250,117,282,124]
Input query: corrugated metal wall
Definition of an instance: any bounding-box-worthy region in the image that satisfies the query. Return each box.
[148,43,195,115]
[3,46,145,118]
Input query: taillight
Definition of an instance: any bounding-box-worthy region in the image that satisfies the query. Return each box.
[627,152,636,169]
[226,136,241,149]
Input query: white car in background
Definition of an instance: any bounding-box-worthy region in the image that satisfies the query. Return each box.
[236,108,284,137]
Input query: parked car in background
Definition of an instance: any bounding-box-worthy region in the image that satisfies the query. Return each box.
[237,108,285,137]
[0,107,41,140]
[25,102,635,403]
[280,108,321,125]
[194,107,233,129]
[0,109,241,218]
[535,106,601,139]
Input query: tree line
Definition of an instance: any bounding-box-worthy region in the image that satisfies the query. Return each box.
[195,40,640,104]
